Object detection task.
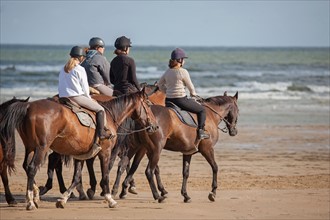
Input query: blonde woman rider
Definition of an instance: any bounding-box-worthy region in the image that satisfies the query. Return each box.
[58,46,112,144]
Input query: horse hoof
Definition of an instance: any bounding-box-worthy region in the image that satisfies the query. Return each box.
[128,186,138,195]
[26,202,37,210]
[108,200,118,208]
[158,196,166,203]
[55,200,65,209]
[161,190,168,198]
[6,196,17,206]
[38,186,49,196]
[86,189,95,200]
[7,200,17,207]
[208,192,216,202]
[119,192,127,199]
[184,197,192,203]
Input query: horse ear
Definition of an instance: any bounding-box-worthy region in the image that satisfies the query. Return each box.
[224,91,227,96]
[234,91,238,100]
[141,85,146,94]
[25,97,30,102]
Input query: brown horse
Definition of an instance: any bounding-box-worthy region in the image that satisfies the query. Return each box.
[37,84,165,200]
[0,97,30,205]
[117,92,239,203]
[0,89,156,210]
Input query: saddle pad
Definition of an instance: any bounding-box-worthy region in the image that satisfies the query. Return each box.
[58,97,96,129]
[166,101,197,128]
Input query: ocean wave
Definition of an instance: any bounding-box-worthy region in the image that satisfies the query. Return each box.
[0,64,62,73]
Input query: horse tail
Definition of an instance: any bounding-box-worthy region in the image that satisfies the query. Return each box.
[0,101,30,173]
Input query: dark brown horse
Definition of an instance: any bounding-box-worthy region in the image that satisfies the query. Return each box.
[0,97,29,205]
[0,89,156,210]
[117,92,239,203]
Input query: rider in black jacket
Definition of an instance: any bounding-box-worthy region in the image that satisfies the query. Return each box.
[110,36,140,96]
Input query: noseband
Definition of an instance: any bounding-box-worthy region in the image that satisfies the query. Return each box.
[117,98,156,135]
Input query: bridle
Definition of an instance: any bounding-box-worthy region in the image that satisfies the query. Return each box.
[202,102,235,133]
[116,96,156,135]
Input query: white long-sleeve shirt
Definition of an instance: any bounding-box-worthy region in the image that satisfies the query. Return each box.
[58,64,91,98]
[158,67,197,98]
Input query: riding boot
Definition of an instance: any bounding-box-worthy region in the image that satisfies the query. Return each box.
[197,128,210,140]
[96,111,112,140]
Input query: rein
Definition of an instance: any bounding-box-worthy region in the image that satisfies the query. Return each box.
[101,96,153,135]
[202,102,229,133]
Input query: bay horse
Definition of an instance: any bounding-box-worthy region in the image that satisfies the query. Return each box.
[0,89,156,210]
[116,92,239,203]
[37,84,165,199]
[0,97,29,205]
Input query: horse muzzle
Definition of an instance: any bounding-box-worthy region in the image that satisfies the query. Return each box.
[229,127,238,136]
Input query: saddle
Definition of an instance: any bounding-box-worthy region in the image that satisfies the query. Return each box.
[165,101,197,128]
[49,95,96,129]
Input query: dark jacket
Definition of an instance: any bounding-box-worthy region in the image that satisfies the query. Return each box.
[110,54,140,94]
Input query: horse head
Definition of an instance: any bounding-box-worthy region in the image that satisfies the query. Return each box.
[223,92,239,136]
[132,87,158,133]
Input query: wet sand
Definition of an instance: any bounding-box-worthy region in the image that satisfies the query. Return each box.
[0,123,329,219]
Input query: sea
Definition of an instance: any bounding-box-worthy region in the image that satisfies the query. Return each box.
[0,45,329,125]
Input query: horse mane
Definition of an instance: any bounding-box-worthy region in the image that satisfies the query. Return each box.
[100,91,142,122]
[204,95,233,106]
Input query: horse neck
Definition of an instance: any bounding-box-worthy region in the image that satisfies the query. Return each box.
[205,100,232,123]
[106,97,139,126]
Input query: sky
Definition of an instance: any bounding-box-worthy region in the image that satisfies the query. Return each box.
[0,0,329,47]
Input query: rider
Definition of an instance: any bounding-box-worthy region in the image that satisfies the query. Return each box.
[157,48,210,140]
[81,37,113,96]
[110,36,140,96]
[58,46,112,144]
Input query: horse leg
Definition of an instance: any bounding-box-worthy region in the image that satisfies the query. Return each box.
[154,164,168,197]
[56,160,84,208]
[39,152,60,195]
[199,148,218,202]
[112,147,138,196]
[1,166,17,205]
[111,155,129,197]
[86,157,96,199]
[144,152,165,203]
[119,147,146,199]
[127,161,138,195]
[25,148,45,210]
[99,154,117,208]
[181,154,192,203]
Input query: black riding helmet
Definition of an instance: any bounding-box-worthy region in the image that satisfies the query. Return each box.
[114,36,132,50]
[70,46,85,58]
[89,37,105,49]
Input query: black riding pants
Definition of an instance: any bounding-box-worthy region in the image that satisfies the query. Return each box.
[166,96,206,129]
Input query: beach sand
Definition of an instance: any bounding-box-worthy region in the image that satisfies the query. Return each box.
[0,122,329,219]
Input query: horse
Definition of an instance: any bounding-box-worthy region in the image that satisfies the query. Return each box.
[37,84,165,199]
[0,97,30,205]
[116,92,239,203]
[0,88,157,210]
